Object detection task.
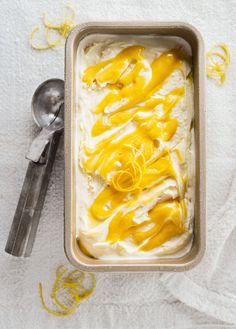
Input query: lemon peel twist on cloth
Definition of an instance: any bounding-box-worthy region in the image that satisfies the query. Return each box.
[206,43,231,84]
[30,5,76,50]
[39,266,96,317]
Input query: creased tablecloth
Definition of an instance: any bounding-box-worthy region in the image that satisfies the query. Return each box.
[1,0,236,328]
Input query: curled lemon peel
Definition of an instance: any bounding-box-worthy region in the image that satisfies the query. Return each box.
[111,145,146,192]
[39,266,96,317]
[30,5,76,50]
[206,43,231,84]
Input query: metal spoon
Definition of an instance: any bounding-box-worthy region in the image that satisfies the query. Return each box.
[26,79,64,162]
[5,79,64,257]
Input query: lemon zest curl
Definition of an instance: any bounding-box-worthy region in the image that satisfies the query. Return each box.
[111,144,146,192]
[206,43,230,84]
[30,6,76,50]
[39,266,96,317]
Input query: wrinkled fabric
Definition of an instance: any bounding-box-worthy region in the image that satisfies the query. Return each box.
[161,172,236,324]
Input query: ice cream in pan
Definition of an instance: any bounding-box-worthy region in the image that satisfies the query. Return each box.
[75,34,195,259]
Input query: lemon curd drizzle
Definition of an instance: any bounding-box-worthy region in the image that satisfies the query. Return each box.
[79,44,191,255]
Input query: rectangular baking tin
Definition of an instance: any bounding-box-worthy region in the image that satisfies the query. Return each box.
[65,22,206,272]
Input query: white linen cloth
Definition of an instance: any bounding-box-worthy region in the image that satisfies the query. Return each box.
[1,0,236,328]
[161,172,236,324]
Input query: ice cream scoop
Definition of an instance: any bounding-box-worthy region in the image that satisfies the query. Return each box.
[5,78,64,257]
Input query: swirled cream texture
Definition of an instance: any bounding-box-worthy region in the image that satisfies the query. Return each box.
[75,35,195,259]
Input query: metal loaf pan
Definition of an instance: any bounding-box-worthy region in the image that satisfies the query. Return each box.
[65,22,206,272]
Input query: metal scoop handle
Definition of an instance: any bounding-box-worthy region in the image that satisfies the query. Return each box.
[26,128,53,163]
[5,131,61,257]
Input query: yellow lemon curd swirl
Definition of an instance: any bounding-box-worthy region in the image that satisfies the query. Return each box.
[79,44,191,256]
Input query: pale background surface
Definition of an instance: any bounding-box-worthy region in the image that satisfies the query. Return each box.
[1,0,236,328]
